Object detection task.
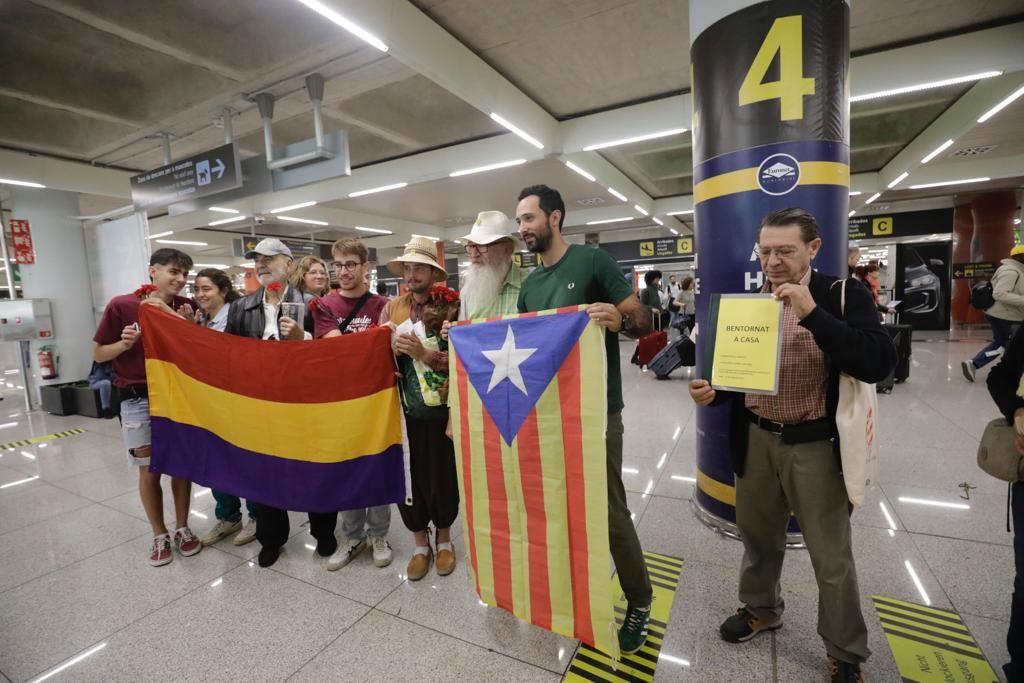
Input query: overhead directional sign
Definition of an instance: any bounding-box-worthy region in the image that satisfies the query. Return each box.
[952,261,998,279]
[601,236,695,265]
[130,143,242,210]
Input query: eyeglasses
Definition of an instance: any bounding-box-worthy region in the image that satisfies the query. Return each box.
[756,247,800,259]
[465,244,490,254]
[331,260,364,272]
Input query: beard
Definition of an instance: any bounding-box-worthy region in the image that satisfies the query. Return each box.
[461,260,509,317]
[525,228,551,254]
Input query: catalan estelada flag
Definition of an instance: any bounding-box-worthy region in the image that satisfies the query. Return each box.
[448,306,618,658]
[139,306,410,513]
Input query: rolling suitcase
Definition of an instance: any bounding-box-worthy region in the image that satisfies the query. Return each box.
[649,335,696,379]
[636,315,667,367]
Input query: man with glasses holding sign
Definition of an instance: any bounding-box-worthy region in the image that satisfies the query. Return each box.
[311,238,395,571]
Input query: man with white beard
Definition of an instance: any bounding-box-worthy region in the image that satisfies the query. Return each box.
[458,210,525,319]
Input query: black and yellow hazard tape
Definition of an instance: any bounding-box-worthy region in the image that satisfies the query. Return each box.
[871,595,999,682]
[0,427,87,451]
[563,551,683,682]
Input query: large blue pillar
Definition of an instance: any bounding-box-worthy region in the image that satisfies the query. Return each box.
[689,0,850,540]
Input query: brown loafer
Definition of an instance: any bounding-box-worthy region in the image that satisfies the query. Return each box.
[407,548,432,581]
[436,542,456,576]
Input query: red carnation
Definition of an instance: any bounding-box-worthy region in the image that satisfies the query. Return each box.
[307,299,321,315]
[134,284,158,299]
[266,282,283,293]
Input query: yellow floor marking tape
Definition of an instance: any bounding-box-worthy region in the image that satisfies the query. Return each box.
[0,427,87,451]
[871,595,999,683]
[563,552,683,683]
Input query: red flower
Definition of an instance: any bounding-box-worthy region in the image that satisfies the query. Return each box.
[428,285,459,304]
[307,299,321,315]
[133,284,158,299]
[266,282,283,293]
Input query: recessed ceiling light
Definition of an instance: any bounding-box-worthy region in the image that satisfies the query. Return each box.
[607,188,628,202]
[669,228,679,235]
[278,215,328,226]
[348,182,407,198]
[583,127,687,151]
[978,83,1024,123]
[294,0,388,51]
[585,217,634,225]
[208,215,247,226]
[652,217,664,226]
[449,159,527,177]
[269,201,317,214]
[564,161,596,182]
[354,226,392,234]
[412,233,441,240]
[0,178,45,188]
[148,231,174,239]
[887,172,909,189]
[850,70,1002,102]
[208,206,239,214]
[490,113,544,149]
[634,205,649,216]
[156,239,208,246]
[908,177,990,189]
[921,139,954,164]
[849,210,856,217]
[667,209,694,216]
[192,264,229,269]
[849,191,863,196]
[865,193,881,204]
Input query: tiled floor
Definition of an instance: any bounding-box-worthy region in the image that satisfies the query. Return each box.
[0,332,1016,682]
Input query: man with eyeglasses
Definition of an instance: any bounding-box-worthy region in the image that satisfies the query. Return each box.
[688,208,896,683]
[310,238,394,571]
[459,210,525,319]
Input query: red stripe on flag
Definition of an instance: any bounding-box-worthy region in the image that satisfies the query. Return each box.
[517,410,552,630]
[482,405,515,613]
[558,344,594,644]
[455,356,480,596]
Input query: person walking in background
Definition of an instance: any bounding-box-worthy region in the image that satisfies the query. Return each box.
[984,325,1024,683]
[672,276,696,331]
[963,245,1024,382]
[88,361,115,418]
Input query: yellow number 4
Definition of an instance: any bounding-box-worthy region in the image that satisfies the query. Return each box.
[738,15,815,121]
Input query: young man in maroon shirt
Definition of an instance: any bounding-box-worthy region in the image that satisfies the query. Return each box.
[92,248,201,567]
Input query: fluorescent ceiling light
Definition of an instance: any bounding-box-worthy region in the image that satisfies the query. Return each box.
[607,188,628,202]
[652,217,664,226]
[294,0,388,51]
[908,177,990,190]
[887,172,909,189]
[208,215,247,226]
[564,161,595,182]
[412,233,441,240]
[450,159,527,177]
[849,210,856,217]
[585,217,634,225]
[355,226,392,234]
[634,205,649,216]
[978,83,1024,123]
[30,642,107,682]
[208,206,239,214]
[157,239,208,246]
[269,201,316,214]
[0,177,46,188]
[669,228,679,235]
[849,191,863,196]
[490,113,544,149]
[921,139,954,164]
[865,192,881,204]
[667,209,694,216]
[850,70,1002,102]
[898,496,970,509]
[192,264,229,269]
[278,215,328,226]
[583,127,687,151]
[348,182,408,198]
[148,231,173,239]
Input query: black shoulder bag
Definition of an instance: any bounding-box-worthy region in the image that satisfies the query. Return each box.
[337,292,372,334]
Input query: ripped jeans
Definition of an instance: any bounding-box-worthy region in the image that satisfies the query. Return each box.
[120,397,152,467]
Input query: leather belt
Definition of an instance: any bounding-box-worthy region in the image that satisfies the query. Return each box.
[116,384,148,400]
[745,410,832,445]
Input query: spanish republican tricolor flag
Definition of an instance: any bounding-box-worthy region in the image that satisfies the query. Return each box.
[448,306,618,658]
[139,306,410,513]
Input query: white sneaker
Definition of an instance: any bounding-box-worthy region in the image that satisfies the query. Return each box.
[327,538,366,571]
[371,536,393,567]
[233,518,257,546]
[201,519,242,546]
[961,360,976,382]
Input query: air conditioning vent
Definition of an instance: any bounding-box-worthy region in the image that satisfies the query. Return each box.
[576,197,606,206]
[952,145,996,157]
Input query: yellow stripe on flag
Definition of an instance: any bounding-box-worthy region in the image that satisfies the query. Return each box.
[502,434,531,625]
[464,371,496,606]
[146,359,402,462]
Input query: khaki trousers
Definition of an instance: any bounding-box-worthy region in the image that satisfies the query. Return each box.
[735,422,871,663]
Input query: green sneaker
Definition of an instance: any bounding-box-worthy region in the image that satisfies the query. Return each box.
[618,604,651,654]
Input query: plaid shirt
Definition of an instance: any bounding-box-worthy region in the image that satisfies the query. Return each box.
[745,269,828,423]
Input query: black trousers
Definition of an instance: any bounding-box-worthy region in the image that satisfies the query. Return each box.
[398,418,459,533]
[1008,481,1023,683]
[254,504,337,550]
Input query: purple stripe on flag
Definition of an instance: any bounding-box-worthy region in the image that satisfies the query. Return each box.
[150,417,407,513]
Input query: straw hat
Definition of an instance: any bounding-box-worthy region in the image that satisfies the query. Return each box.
[387,236,447,281]
[460,210,521,246]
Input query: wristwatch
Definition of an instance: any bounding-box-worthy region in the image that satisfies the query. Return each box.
[619,312,634,333]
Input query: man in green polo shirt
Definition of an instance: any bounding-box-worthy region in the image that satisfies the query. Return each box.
[515,184,655,654]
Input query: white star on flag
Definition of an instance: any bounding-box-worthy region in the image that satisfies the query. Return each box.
[482,325,537,395]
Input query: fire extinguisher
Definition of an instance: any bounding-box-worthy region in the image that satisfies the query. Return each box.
[38,345,58,380]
